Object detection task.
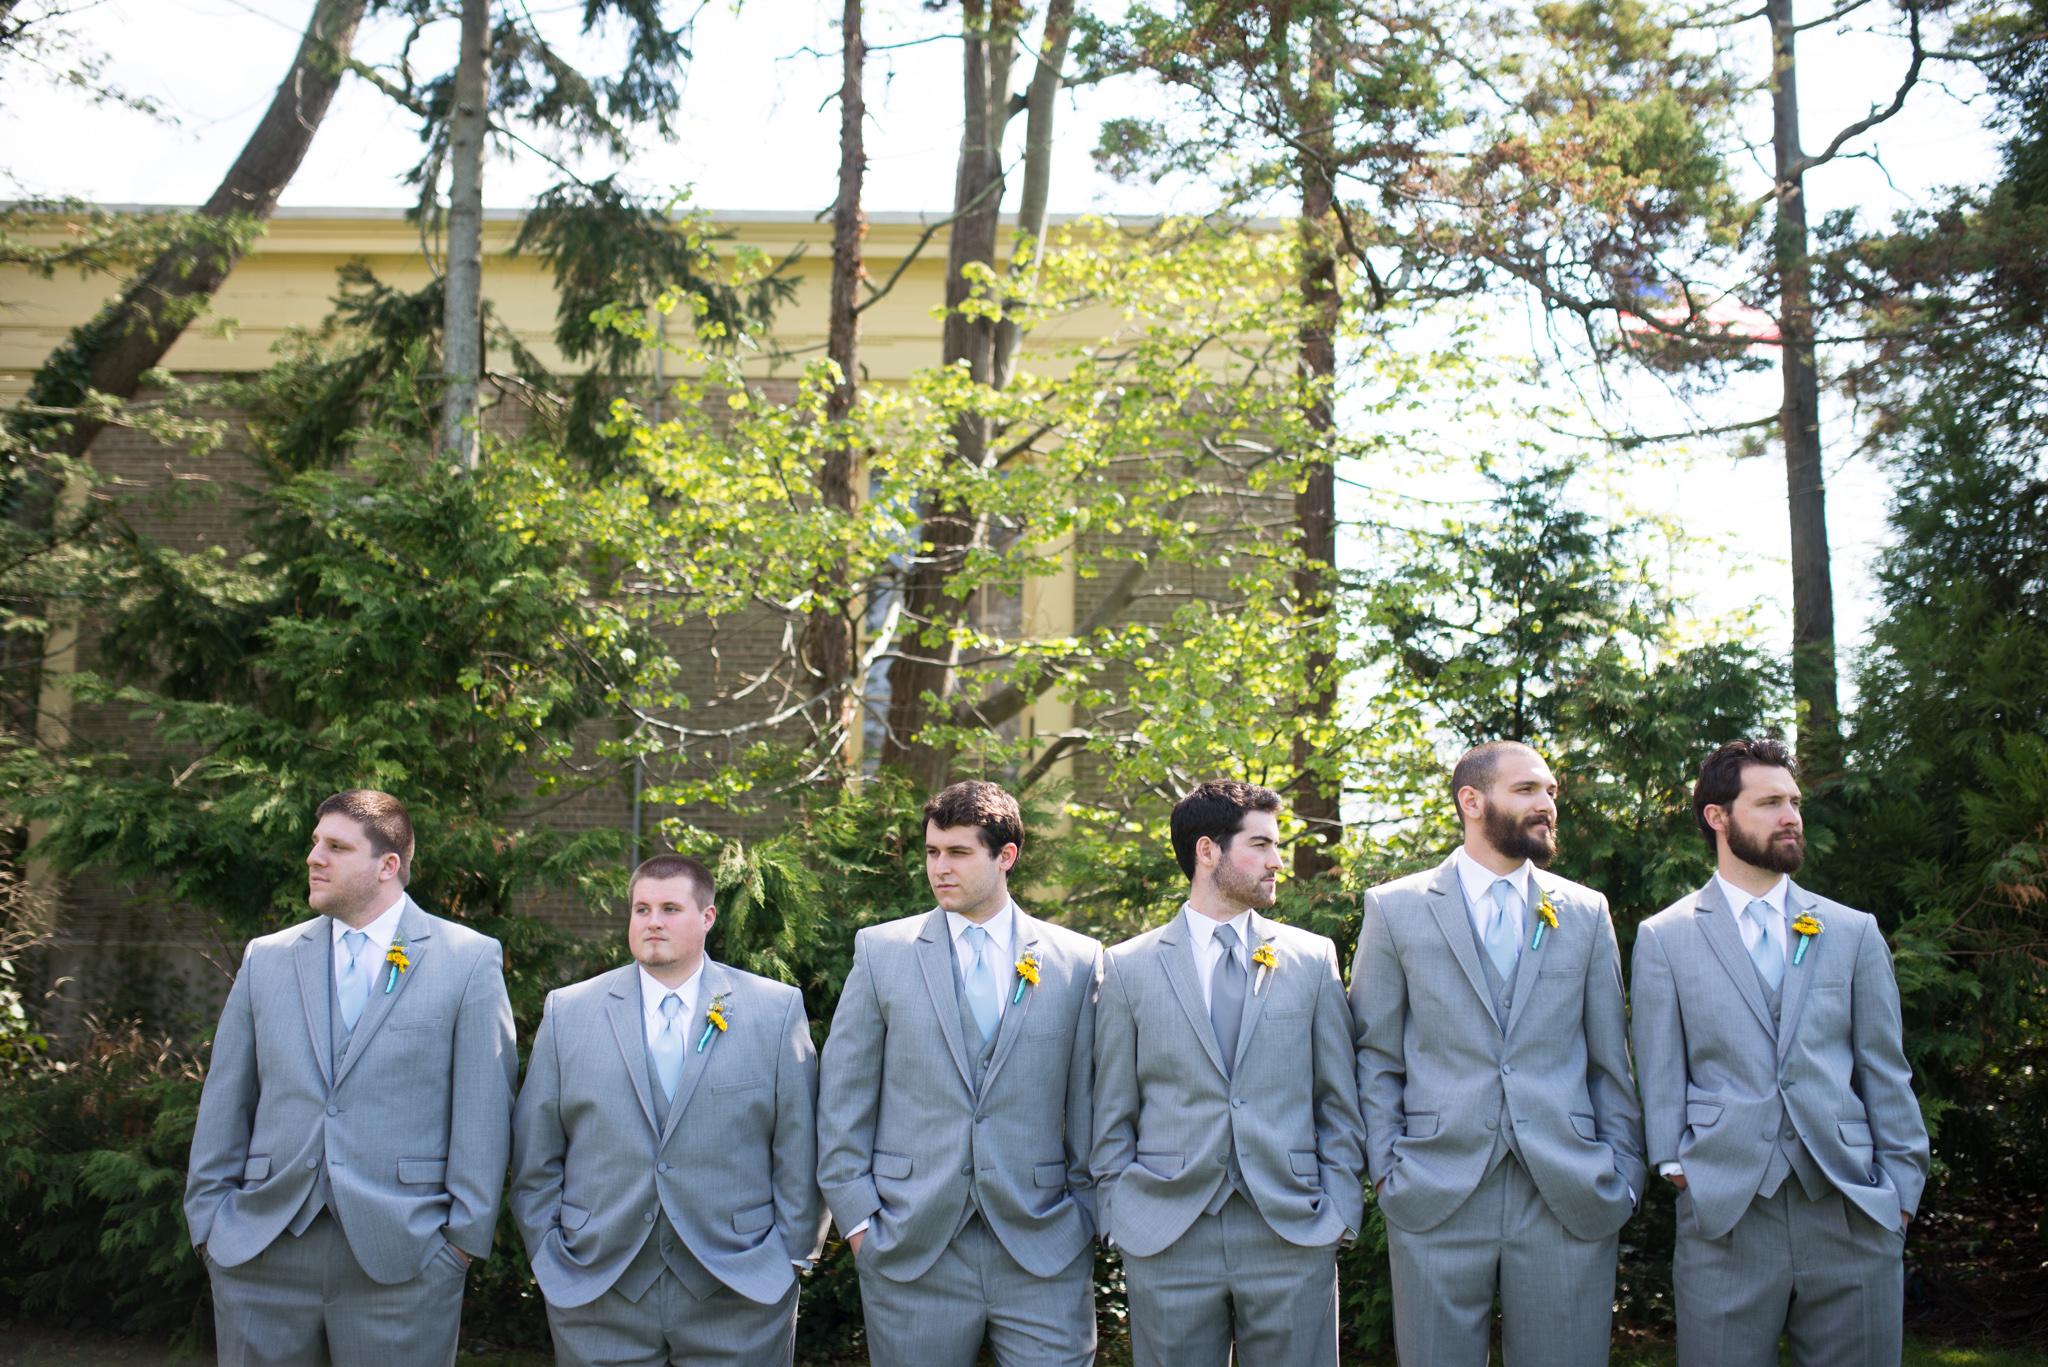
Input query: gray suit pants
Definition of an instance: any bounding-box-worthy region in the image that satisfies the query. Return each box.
[1123,1192,1339,1367]
[1675,1181,1905,1367]
[546,1271,798,1367]
[1385,1153,1616,1367]
[857,1215,1095,1367]
[207,1212,465,1367]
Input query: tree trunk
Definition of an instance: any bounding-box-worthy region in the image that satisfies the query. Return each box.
[20,0,367,463]
[1291,23,1342,881]
[992,0,1072,390]
[1768,0,1839,765]
[805,0,866,760]
[879,0,1017,787]
[440,0,491,468]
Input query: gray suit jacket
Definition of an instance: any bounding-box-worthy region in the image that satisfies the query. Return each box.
[1350,858,1645,1239]
[1092,911,1366,1259]
[184,899,518,1284]
[509,960,827,1308]
[1631,879,1930,1240]
[816,906,1102,1281]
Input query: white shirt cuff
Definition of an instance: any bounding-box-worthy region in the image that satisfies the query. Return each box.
[845,1219,870,1238]
[1659,1161,1684,1178]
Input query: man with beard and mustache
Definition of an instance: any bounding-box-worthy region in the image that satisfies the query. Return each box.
[1350,741,1644,1367]
[1092,781,1364,1367]
[1632,738,1928,1367]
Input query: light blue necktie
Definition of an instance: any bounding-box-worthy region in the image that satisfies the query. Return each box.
[338,929,370,1032]
[651,992,685,1100]
[1745,900,1785,992]
[963,925,1002,1043]
[1209,922,1247,1077]
[1484,879,1520,980]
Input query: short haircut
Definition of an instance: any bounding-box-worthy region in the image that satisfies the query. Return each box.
[315,790,414,885]
[1693,737,1797,852]
[629,853,715,908]
[922,780,1025,858]
[1170,780,1283,879]
[1448,740,1544,814]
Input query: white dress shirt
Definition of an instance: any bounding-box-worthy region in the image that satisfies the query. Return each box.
[1453,846,1534,945]
[331,896,407,995]
[638,961,703,1054]
[1180,904,1253,1010]
[946,900,1019,1023]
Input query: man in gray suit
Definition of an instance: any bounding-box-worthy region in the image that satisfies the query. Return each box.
[1632,737,1929,1367]
[1350,741,1644,1367]
[818,780,1103,1367]
[1093,780,1366,1367]
[511,853,827,1367]
[186,790,517,1367]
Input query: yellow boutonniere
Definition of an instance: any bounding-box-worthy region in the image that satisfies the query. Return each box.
[697,992,730,1053]
[1011,953,1040,1004]
[1531,894,1559,950]
[382,938,409,993]
[1252,943,1278,994]
[1791,913,1824,966]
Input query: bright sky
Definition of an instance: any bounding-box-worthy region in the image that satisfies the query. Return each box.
[0,0,2010,698]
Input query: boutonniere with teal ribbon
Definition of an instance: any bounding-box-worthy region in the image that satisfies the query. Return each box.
[383,937,409,993]
[1012,954,1040,1004]
[1790,912,1823,966]
[697,992,730,1053]
[1531,894,1559,950]
[1252,943,1277,994]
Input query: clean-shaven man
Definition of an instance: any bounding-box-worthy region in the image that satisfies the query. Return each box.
[1632,738,1929,1367]
[1093,780,1365,1367]
[1350,741,1644,1367]
[511,854,826,1367]
[186,790,517,1367]
[817,781,1104,1367]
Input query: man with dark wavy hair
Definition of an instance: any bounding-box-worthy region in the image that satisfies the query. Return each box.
[1632,738,1929,1367]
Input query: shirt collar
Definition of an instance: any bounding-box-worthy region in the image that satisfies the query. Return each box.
[946,901,1017,958]
[1180,903,1253,950]
[330,896,407,954]
[638,962,703,1020]
[1454,846,1533,908]
[1715,871,1789,918]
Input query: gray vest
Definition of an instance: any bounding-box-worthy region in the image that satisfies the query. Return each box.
[1748,952,1828,1201]
[1464,897,1525,1173]
[287,934,350,1236]
[1199,939,1253,1217]
[624,1013,719,1301]
[946,931,1007,1237]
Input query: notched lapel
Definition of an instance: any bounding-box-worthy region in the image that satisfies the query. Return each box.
[979,914,1041,1095]
[1159,917,1231,1080]
[1500,875,1557,1040]
[914,910,978,1096]
[1694,882,1776,1038]
[1776,884,1826,1061]
[1232,914,1278,1073]
[293,922,332,1089]
[605,970,662,1138]
[661,960,732,1146]
[1425,860,1499,1028]
[333,902,434,1091]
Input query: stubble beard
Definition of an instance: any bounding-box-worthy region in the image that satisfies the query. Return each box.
[1214,858,1278,910]
[1482,799,1558,868]
[1724,818,1806,874]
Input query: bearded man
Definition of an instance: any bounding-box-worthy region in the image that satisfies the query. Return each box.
[1631,738,1927,1367]
[1349,741,1644,1367]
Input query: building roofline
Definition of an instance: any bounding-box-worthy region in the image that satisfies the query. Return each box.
[7,203,1282,230]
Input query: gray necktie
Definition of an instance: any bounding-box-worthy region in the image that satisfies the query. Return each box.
[962,925,1002,1042]
[1210,923,1247,1077]
[1745,900,1784,992]
[338,929,370,1032]
[651,992,685,1100]
[1484,879,1520,980]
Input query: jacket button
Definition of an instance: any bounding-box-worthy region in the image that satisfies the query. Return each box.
[1762,1129,1775,1140]
[976,1116,986,1124]
[644,1212,655,1224]
[1231,1098,1243,1109]
[306,1158,319,1169]
[658,1162,670,1174]
[1485,1118,1498,1131]
[1502,1065,1513,1075]
[962,1166,973,1176]
[1218,1153,1229,1164]
[326,1105,339,1117]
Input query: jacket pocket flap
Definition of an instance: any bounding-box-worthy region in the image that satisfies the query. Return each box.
[388,1016,444,1030]
[1134,1150,1184,1178]
[242,1155,270,1182]
[1838,1121,1874,1146]
[1570,1113,1598,1141]
[1686,1102,1724,1127]
[1263,1008,1310,1020]
[397,1158,448,1185]
[1403,1112,1439,1139]
[733,1201,775,1234]
[711,1078,765,1095]
[1289,1149,1320,1176]
[559,1202,591,1231]
[1033,1162,1067,1188]
[872,1151,913,1181]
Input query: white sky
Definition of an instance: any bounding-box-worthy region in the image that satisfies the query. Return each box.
[0,0,2010,693]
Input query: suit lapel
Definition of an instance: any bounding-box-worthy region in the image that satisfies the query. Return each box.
[604,967,663,1138]
[979,909,1039,1096]
[1776,882,1824,1062]
[293,922,333,1089]
[660,960,729,1147]
[914,909,978,1097]
[1500,872,1554,1041]
[1159,913,1231,1080]
[332,900,433,1090]
[1694,881,1776,1037]
[1425,858,1500,1028]
[1231,912,1278,1073]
